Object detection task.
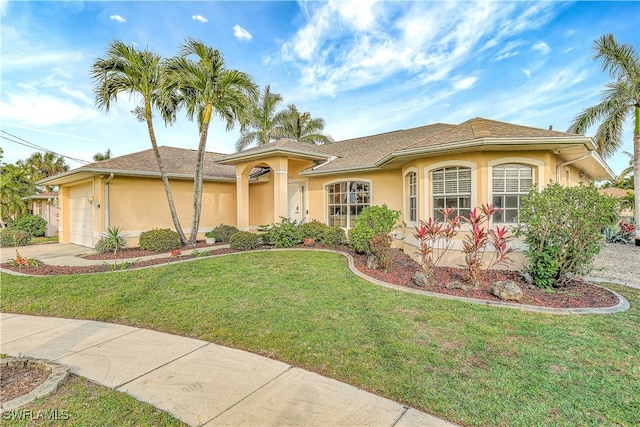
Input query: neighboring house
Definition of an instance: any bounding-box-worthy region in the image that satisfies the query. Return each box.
[40,118,614,251]
[599,187,635,222]
[23,191,60,237]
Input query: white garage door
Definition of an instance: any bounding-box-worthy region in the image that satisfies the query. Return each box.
[69,184,94,248]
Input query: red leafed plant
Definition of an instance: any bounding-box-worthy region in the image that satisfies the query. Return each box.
[414,208,461,283]
[461,204,514,288]
[9,249,38,268]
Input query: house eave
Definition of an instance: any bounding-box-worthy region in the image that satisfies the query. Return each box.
[38,169,236,186]
[217,148,330,165]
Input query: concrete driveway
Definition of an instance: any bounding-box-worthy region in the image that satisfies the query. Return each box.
[0,243,94,266]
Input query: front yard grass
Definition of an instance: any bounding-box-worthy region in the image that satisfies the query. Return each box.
[2,375,184,427]
[1,251,638,426]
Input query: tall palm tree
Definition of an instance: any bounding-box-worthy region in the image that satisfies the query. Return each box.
[235,85,286,151]
[164,38,258,245]
[277,104,333,145]
[568,34,640,241]
[93,149,112,162]
[91,40,187,244]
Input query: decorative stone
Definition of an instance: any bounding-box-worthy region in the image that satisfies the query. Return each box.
[0,358,70,412]
[366,254,379,270]
[412,271,431,287]
[303,238,315,246]
[491,280,523,301]
[446,280,474,291]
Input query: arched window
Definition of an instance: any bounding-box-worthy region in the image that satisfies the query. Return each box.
[492,164,533,223]
[327,181,370,228]
[432,166,471,220]
[406,172,417,223]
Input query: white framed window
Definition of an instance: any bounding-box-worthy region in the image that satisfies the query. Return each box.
[327,181,370,228]
[492,164,533,223]
[432,166,471,220]
[407,171,418,223]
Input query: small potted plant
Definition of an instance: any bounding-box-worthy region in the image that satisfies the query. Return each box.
[205,231,217,245]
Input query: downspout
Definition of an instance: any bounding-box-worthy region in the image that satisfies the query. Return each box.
[555,153,592,183]
[104,173,114,230]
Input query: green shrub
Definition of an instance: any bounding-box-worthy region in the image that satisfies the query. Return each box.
[9,214,47,237]
[514,183,618,288]
[212,224,240,243]
[95,227,127,255]
[269,218,303,248]
[300,220,328,240]
[0,229,32,247]
[229,231,260,251]
[348,205,401,254]
[319,226,346,248]
[138,228,182,252]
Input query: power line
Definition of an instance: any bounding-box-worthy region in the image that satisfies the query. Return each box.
[0,130,91,165]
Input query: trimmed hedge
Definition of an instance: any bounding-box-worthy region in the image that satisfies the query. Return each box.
[0,229,32,247]
[138,228,182,252]
[9,214,47,237]
[229,231,260,251]
[212,224,240,244]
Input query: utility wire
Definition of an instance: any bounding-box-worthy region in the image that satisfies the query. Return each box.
[0,130,91,165]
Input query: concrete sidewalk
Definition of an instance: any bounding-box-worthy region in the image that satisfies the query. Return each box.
[0,243,221,267]
[1,313,456,427]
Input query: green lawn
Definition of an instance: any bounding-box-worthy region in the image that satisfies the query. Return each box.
[2,251,638,426]
[2,375,184,427]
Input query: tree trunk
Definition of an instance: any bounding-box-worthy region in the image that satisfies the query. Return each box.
[145,101,187,245]
[634,105,640,245]
[188,104,212,245]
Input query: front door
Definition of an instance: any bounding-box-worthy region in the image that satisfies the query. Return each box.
[288,183,305,224]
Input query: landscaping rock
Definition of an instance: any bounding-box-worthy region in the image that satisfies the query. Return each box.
[366,254,379,270]
[412,271,431,288]
[491,280,523,301]
[446,281,473,291]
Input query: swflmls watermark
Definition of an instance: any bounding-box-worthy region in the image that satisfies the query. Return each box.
[2,409,70,421]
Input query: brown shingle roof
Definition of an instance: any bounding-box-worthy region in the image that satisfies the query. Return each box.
[79,146,238,180]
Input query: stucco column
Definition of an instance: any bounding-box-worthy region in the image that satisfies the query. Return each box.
[236,171,250,230]
[273,167,289,223]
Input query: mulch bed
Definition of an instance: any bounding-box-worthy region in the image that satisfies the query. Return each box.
[1,244,619,309]
[1,363,51,404]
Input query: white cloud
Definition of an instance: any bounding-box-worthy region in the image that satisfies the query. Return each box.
[109,14,126,23]
[277,1,558,97]
[0,92,99,127]
[532,41,551,54]
[453,76,478,90]
[522,69,532,79]
[233,25,252,42]
[192,15,208,23]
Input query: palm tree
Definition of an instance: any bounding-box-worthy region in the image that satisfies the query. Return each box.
[91,40,187,244]
[235,85,286,151]
[0,164,34,227]
[21,152,69,191]
[164,38,258,245]
[568,34,640,241]
[276,104,333,145]
[93,149,112,161]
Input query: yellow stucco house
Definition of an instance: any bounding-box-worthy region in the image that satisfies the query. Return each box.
[41,117,614,250]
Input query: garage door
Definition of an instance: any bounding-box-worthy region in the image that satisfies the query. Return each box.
[69,184,94,248]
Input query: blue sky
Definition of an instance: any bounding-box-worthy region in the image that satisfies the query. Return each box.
[1,1,638,175]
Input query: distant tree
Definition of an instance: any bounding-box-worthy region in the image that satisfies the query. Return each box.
[235,85,287,151]
[20,151,68,184]
[276,104,333,145]
[164,38,258,245]
[93,148,112,161]
[92,40,187,244]
[0,163,34,227]
[568,34,639,239]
